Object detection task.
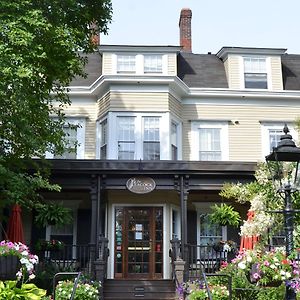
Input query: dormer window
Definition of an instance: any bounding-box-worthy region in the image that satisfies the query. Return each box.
[244,57,268,89]
[144,55,162,73]
[117,55,136,73]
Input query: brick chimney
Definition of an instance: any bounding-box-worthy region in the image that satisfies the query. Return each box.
[179,8,192,52]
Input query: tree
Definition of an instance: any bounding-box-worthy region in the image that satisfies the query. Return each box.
[0,1,112,210]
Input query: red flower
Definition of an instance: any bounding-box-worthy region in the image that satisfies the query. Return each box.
[282,259,289,265]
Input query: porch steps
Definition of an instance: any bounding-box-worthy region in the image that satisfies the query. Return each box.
[103,279,176,300]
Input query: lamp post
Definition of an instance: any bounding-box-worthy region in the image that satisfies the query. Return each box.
[265,124,300,300]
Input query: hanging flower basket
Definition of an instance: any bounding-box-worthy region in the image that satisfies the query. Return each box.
[0,255,20,280]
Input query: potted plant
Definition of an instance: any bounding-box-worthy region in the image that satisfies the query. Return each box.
[0,241,38,281]
[209,203,241,227]
[230,248,298,288]
[35,202,73,228]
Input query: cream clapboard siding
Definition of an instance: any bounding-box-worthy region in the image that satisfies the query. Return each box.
[270,56,283,90]
[108,91,169,111]
[182,104,300,162]
[168,94,182,120]
[225,56,241,89]
[97,92,111,119]
[102,53,113,75]
[63,101,97,159]
[167,53,177,75]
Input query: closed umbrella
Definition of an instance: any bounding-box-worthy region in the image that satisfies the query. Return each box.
[7,204,25,243]
[239,210,259,251]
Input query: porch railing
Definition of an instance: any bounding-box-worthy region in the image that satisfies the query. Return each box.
[36,244,96,275]
[184,243,235,277]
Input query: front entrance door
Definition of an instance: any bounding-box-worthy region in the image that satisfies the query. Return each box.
[114,207,163,279]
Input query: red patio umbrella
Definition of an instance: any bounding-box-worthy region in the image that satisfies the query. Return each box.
[7,204,25,244]
[239,210,259,251]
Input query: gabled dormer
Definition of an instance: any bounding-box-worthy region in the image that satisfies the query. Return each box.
[98,45,181,76]
[216,47,287,90]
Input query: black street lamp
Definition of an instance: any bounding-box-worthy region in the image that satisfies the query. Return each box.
[265,124,300,300]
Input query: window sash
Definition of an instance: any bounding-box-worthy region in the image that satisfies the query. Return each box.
[117,117,135,160]
[100,119,107,159]
[144,55,162,73]
[244,57,267,89]
[245,73,267,89]
[143,117,160,160]
[199,214,222,245]
[117,55,136,73]
[199,128,221,161]
[269,129,283,152]
[54,126,77,159]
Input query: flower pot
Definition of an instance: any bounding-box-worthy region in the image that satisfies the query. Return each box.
[0,255,20,280]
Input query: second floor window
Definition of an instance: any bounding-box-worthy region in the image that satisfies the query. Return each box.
[261,123,296,157]
[199,128,221,161]
[117,55,136,73]
[244,57,268,89]
[100,119,107,159]
[143,117,160,160]
[191,122,228,161]
[117,117,135,159]
[171,122,178,160]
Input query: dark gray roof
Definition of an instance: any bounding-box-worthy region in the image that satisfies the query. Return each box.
[69,52,102,86]
[281,54,300,90]
[177,52,228,88]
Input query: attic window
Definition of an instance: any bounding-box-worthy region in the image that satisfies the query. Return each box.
[244,57,268,89]
[117,55,136,73]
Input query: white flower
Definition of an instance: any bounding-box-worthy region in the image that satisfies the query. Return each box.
[238,262,246,269]
[246,256,252,263]
[29,274,36,280]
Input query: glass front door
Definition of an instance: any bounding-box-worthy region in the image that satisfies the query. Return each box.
[114,207,163,279]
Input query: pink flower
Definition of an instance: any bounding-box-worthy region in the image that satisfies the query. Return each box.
[263,261,270,266]
[253,273,260,279]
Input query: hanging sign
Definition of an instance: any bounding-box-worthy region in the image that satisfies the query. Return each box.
[126,176,156,194]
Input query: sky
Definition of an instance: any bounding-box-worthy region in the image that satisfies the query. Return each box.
[101,0,300,55]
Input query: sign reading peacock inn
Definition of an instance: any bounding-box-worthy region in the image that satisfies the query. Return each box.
[126,177,156,194]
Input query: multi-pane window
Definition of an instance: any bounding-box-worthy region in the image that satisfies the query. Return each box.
[143,117,160,160]
[117,55,136,73]
[144,55,163,73]
[117,117,135,160]
[244,57,268,89]
[269,129,283,152]
[54,126,77,159]
[171,122,178,160]
[199,214,222,246]
[199,128,221,161]
[100,119,107,159]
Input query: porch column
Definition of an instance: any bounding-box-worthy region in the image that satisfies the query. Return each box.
[180,175,189,260]
[90,174,98,245]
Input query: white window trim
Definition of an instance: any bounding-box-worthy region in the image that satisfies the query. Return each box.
[190,121,229,161]
[261,122,297,158]
[170,118,182,160]
[46,118,86,159]
[108,112,169,160]
[240,56,271,90]
[112,53,167,75]
[170,205,181,240]
[193,202,227,246]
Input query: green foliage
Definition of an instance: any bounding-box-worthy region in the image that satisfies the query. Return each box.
[35,202,72,227]
[209,204,241,227]
[0,0,112,208]
[0,280,46,300]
